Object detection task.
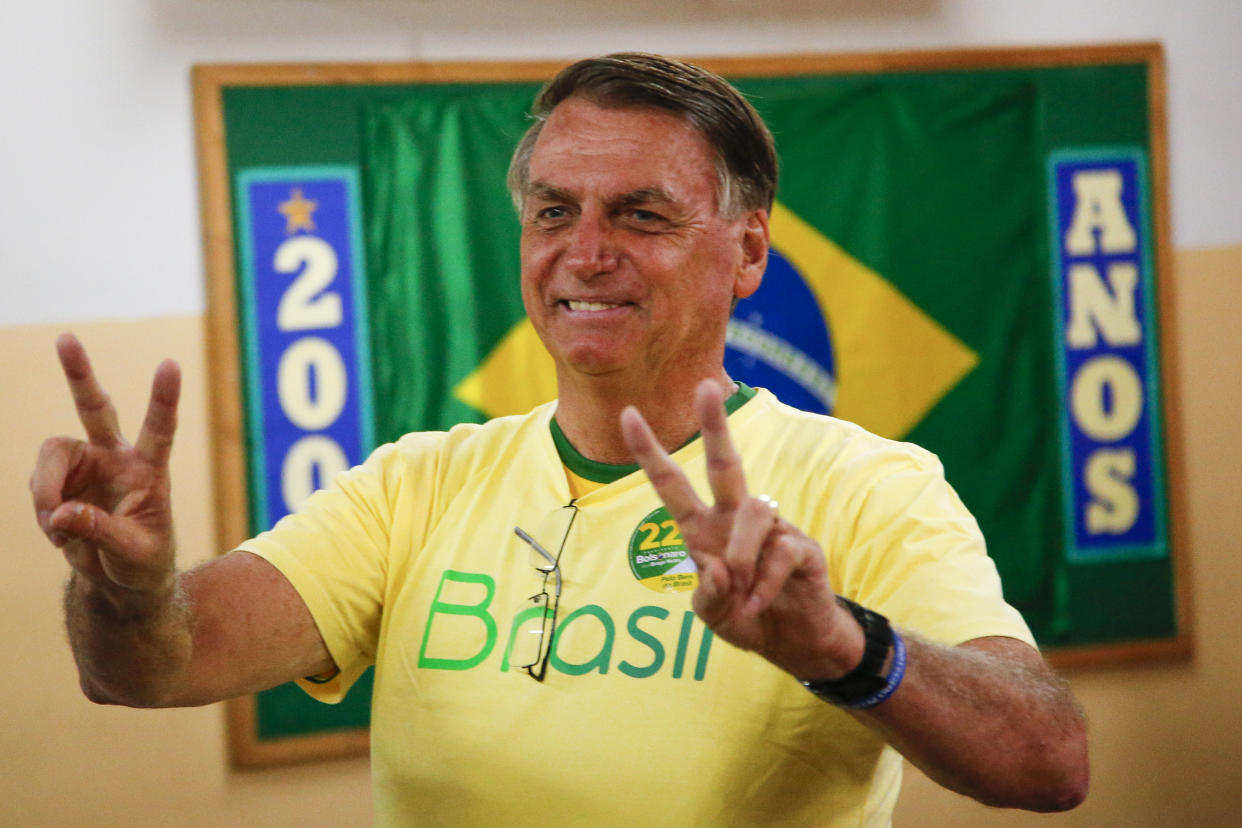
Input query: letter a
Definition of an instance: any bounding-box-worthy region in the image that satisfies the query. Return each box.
[1065,169,1137,255]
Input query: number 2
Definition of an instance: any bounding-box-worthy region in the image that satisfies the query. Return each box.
[274,236,342,331]
[639,520,684,550]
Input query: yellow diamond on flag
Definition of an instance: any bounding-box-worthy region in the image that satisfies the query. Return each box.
[453,314,557,419]
[769,202,978,439]
[454,201,978,440]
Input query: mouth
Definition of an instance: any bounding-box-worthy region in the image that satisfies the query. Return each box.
[563,299,627,312]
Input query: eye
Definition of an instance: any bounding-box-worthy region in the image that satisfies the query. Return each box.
[625,208,670,229]
[527,204,573,230]
[534,205,568,221]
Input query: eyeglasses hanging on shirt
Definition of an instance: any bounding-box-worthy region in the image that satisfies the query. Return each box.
[512,502,579,682]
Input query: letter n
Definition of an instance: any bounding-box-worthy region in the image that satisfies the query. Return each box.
[1065,263,1142,349]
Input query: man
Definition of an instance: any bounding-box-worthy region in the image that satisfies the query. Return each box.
[33,54,1087,825]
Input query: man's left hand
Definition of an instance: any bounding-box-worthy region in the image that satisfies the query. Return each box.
[619,379,862,681]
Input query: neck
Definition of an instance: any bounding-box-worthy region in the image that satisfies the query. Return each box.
[553,366,736,465]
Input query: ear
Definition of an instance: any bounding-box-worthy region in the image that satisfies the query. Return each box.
[732,209,770,301]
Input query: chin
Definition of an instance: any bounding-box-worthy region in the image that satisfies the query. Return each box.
[563,356,627,378]
[556,346,633,379]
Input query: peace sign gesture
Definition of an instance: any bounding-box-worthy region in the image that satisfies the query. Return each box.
[620,379,863,681]
[31,334,182,596]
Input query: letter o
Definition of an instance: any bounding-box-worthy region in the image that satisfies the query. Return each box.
[277,337,348,430]
[1070,355,1143,442]
[282,434,350,512]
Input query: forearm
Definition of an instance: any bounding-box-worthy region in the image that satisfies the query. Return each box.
[64,572,193,708]
[858,634,1088,812]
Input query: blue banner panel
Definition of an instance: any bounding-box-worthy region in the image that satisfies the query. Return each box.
[1048,150,1167,563]
[235,167,374,533]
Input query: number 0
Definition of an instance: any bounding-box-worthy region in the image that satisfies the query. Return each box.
[277,337,348,430]
[282,435,350,512]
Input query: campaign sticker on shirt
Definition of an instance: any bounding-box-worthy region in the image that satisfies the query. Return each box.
[628,507,697,593]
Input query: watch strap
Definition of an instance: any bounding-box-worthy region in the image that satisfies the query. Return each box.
[800,596,899,709]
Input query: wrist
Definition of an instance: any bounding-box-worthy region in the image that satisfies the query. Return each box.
[793,595,869,681]
[72,570,179,622]
[799,597,905,709]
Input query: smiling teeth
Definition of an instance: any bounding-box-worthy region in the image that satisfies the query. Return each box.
[567,300,621,311]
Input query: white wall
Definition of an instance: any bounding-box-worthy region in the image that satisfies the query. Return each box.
[0,0,1238,328]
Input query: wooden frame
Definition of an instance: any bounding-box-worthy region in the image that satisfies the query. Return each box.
[194,42,1187,768]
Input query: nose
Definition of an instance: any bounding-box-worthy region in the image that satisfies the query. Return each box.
[563,211,618,278]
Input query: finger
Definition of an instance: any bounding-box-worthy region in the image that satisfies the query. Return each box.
[59,538,107,582]
[134,359,181,465]
[691,554,733,626]
[620,405,705,521]
[723,495,780,594]
[743,528,807,617]
[695,379,747,510]
[57,333,123,447]
[30,437,82,537]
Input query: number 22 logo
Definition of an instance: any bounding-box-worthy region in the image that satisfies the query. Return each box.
[637,519,683,551]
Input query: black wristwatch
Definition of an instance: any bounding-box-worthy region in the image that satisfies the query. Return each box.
[800,596,896,708]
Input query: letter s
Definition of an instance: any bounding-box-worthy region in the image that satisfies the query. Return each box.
[1084,448,1140,535]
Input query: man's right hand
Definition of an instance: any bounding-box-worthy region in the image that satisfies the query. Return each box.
[33,334,337,708]
[31,333,181,599]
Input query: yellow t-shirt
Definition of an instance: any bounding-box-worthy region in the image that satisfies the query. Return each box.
[243,389,1033,827]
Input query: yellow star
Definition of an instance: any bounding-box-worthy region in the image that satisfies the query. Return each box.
[277,187,318,234]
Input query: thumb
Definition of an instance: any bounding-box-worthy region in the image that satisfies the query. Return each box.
[50,502,170,592]
[48,501,143,562]
[48,501,110,582]
[48,501,100,547]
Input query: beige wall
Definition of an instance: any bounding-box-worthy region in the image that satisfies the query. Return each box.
[2,244,1239,825]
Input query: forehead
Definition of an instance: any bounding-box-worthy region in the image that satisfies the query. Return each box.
[527,97,719,200]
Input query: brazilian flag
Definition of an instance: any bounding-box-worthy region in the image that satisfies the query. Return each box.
[360,68,1166,647]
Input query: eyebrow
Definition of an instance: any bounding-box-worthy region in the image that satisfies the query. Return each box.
[525,182,576,205]
[525,182,678,210]
[612,188,677,209]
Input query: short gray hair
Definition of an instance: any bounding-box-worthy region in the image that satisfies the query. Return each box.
[507,53,778,219]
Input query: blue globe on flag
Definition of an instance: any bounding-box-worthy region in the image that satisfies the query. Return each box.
[725,247,837,415]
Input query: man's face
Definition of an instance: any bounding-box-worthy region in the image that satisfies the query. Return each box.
[519,97,767,386]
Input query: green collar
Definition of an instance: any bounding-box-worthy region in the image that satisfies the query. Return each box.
[550,383,757,484]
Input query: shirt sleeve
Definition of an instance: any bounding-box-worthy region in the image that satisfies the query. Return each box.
[828,442,1037,649]
[240,437,431,702]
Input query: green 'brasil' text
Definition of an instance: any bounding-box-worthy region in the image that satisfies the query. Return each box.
[418,569,714,680]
